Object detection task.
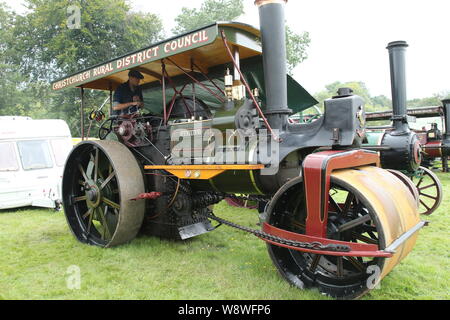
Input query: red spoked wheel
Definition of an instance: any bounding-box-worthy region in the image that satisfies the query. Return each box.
[410,166,443,215]
[225,196,258,210]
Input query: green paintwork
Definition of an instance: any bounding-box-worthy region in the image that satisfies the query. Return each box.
[142,56,318,119]
[365,131,384,146]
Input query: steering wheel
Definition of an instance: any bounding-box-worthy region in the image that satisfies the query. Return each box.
[98,118,115,140]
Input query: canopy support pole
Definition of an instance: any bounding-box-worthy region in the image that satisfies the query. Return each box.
[80,87,85,141]
[162,60,167,123]
[220,30,279,142]
[166,57,225,104]
[109,82,113,118]
[191,58,196,116]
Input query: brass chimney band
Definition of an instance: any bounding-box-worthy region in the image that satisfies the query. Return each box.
[254,0,287,7]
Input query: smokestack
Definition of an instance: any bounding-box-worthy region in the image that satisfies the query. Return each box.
[255,0,290,130]
[387,41,409,132]
[442,99,450,140]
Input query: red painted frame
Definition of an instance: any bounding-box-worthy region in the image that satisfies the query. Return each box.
[261,149,390,257]
[302,149,380,237]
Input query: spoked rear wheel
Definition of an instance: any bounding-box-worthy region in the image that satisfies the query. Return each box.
[62,140,145,247]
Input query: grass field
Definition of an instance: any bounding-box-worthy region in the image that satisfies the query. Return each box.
[0,173,449,300]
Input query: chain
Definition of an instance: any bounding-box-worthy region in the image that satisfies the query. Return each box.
[201,210,351,253]
[222,193,272,202]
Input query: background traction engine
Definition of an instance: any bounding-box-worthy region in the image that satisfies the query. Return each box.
[362,41,442,215]
[60,0,427,299]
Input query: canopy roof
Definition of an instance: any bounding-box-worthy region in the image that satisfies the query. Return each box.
[51,22,261,91]
[51,22,318,113]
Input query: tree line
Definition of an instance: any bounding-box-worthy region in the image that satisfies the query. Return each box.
[0,0,446,137]
[313,81,449,113]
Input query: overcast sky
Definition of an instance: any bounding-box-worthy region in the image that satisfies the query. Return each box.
[4,0,450,99]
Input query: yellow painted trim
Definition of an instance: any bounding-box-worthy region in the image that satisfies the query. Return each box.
[144,164,264,180]
[144,164,264,170]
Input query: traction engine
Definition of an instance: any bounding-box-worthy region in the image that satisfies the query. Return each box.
[57,0,430,299]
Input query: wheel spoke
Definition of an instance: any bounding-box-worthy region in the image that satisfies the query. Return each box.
[309,254,320,273]
[342,193,355,215]
[82,208,93,219]
[82,208,94,233]
[420,193,437,200]
[419,199,431,211]
[346,256,365,272]
[328,195,342,214]
[337,257,344,278]
[367,231,378,240]
[94,148,99,182]
[100,171,116,190]
[338,214,371,233]
[292,220,305,231]
[419,183,436,191]
[353,232,378,244]
[103,197,120,210]
[73,195,87,202]
[78,163,89,182]
[415,177,424,188]
[97,206,112,240]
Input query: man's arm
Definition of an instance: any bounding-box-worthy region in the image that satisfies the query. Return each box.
[112,85,138,111]
[112,101,139,111]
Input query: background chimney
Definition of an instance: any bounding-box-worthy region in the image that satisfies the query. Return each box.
[387,41,410,132]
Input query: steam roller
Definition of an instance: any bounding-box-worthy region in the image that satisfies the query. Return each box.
[266,165,420,298]
[54,0,429,299]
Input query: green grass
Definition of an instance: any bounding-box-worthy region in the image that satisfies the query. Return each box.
[0,173,449,300]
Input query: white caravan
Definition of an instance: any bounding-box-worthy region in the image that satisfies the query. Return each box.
[0,117,73,210]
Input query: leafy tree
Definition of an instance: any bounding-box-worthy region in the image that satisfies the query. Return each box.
[0,2,30,116]
[12,0,164,81]
[285,26,310,74]
[172,0,310,74]
[313,81,390,112]
[372,95,392,109]
[7,0,164,135]
[172,0,244,35]
[408,92,450,108]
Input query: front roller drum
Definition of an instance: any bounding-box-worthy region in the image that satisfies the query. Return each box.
[62,140,146,247]
[266,166,421,299]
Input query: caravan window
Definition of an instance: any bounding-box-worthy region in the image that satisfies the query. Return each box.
[0,142,19,171]
[17,140,53,170]
[50,139,72,167]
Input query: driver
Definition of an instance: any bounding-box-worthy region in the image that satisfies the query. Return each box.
[112,69,145,116]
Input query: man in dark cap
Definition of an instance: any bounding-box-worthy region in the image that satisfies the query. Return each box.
[112,69,145,116]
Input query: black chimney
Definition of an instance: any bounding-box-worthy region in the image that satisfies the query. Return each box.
[442,99,450,140]
[387,41,409,133]
[255,0,291,130]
